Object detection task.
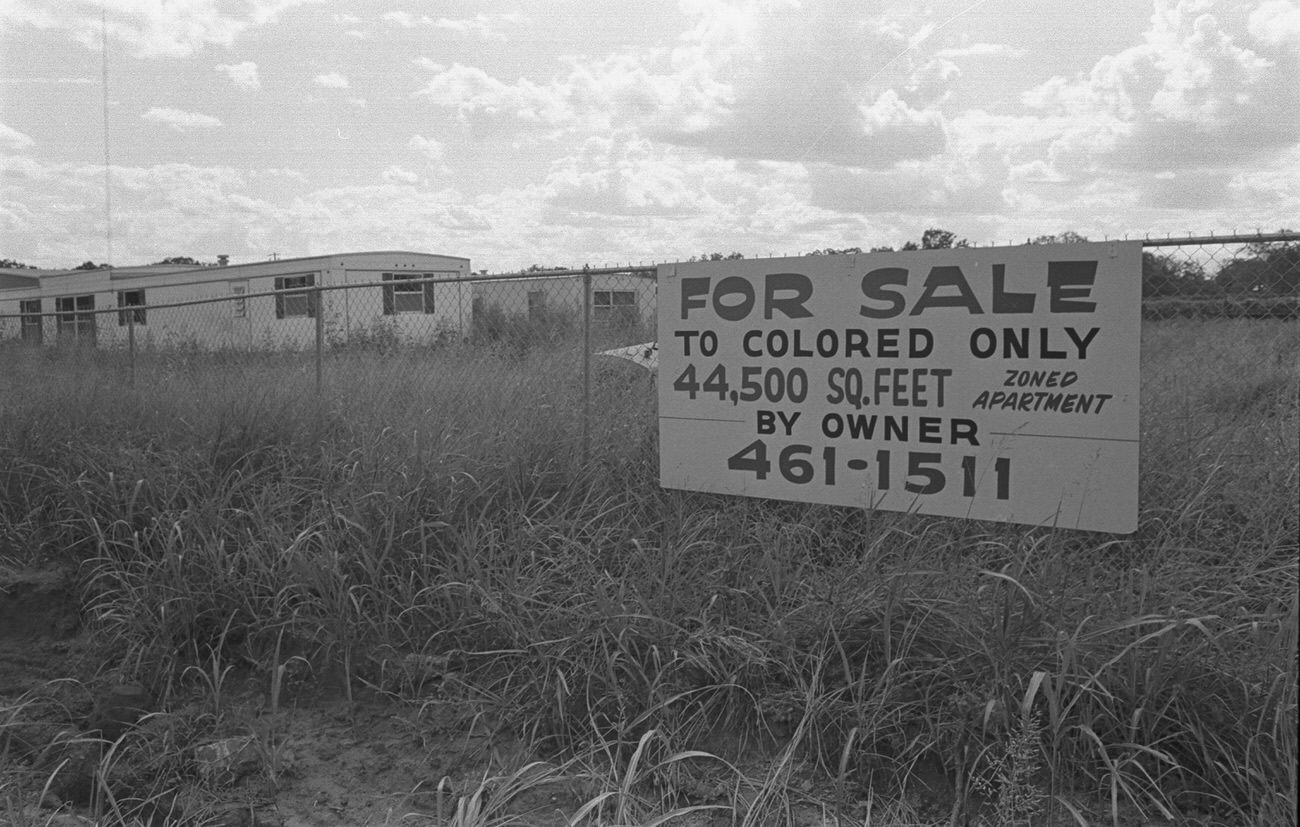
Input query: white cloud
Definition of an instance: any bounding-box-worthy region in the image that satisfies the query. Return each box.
[407,135,452,175]
[141,107,223,132]
[0,121,35,149]
[334,8,366,37]
[431,14,518,39]
[248,0,324,26]
[0,76,95,85]
[414,63,572,132]
[906,57,961,107]
[314,71,349,89]
[1021,0,1300,177]
[1248,0,1300,44]
[261,184,488,255]
[382,165,419,184]
[0,159,273,266]
[856,90,947,158]
[408,135,445,163]
[0,155,486,266]
[0,0,320,59]
[4,0,1295,270]
[544,136,708,217]
[648,1,948,166]
[1227,145,1300,204]
[215,61,260,90]
[807,135,1006,219]
[381,11,419,28]
[413,2,957,169]
[376,11,517,38]
[935,42,1027,59]
[522,135,884,262]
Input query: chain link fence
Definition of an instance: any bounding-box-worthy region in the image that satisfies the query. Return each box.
[0,268,658,352]
[0,267,661,467]
[1139,232,1299,319]
[1,232,1296,461]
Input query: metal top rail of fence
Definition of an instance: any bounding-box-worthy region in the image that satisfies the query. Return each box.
[0,230,1295,326]
[1139,231,1298,247]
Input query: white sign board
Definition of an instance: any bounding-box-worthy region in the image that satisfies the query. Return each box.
[658,243,1141,534]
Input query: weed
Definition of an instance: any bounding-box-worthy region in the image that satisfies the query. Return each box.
[0,318,1295,825]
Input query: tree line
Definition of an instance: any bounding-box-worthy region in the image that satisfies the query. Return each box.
[686,228,1298,298]
[0,256,213,271]
[5,232,1297,298]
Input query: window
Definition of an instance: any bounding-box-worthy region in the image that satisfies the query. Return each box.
[19,299,41,344]
[117,289,146,326]
[381,273,435,315]
[274,274,316,319]
[593,290,637,326]
[527,290,546,321]
[55,294,96,343]
[231,283,247,318]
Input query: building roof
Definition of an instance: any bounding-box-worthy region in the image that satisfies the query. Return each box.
[106,263,208,281]
[0,252,472,295]
[0,270,42,289]
[93,251,470,280]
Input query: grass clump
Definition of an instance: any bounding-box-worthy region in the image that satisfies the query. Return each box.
[0,317,1295,825]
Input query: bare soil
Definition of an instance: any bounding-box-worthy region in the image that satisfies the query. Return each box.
[1,567,1177,826]
[1,568,701,826]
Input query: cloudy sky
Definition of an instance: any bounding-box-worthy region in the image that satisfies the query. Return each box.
[1,0,1297,271]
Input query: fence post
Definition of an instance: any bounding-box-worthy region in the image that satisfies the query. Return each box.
[314,285,324,401]
[582,271,592,467]
[127,308,135,389]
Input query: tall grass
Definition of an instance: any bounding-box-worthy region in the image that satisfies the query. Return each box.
[1,318,1296,825]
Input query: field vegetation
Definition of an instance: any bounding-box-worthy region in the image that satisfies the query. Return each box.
[0,318,1296,826]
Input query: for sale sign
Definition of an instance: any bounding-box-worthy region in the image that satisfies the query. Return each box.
[658,242,1141,534]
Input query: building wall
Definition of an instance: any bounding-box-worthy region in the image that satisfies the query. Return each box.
[334,266,473,345]
[107,268,324,351]
[0,269,113,346]
[470,273,657,335]
[0,252,471,350]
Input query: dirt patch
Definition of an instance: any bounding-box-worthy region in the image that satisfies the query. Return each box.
[1,567,1156,827]
[0,575,620,827]
[0,566,90,730]
[5,684,601,826]
[0,567,80,642]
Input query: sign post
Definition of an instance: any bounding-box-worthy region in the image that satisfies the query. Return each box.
[658,243,1141,534]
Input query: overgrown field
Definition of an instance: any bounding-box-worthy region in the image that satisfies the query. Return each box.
[1,319,1297,826]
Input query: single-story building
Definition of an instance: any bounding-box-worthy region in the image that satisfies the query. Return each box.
[469,271,657,342]
[0,251,473,350]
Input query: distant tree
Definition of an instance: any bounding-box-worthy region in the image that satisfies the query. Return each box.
[0,258,35,269]
[920,228,968,250]
[525,263,570,272]
[888,228,969,252]
[75,261,107,270]
[689,252,746,262]
[1030,231,1090,244]
[153,256,208,266]
[1214,235,1300,295]
[809,247,863,256]
[1142,252,1211,299]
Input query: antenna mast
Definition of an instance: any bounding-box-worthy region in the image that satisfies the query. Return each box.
[102,4,113,266]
